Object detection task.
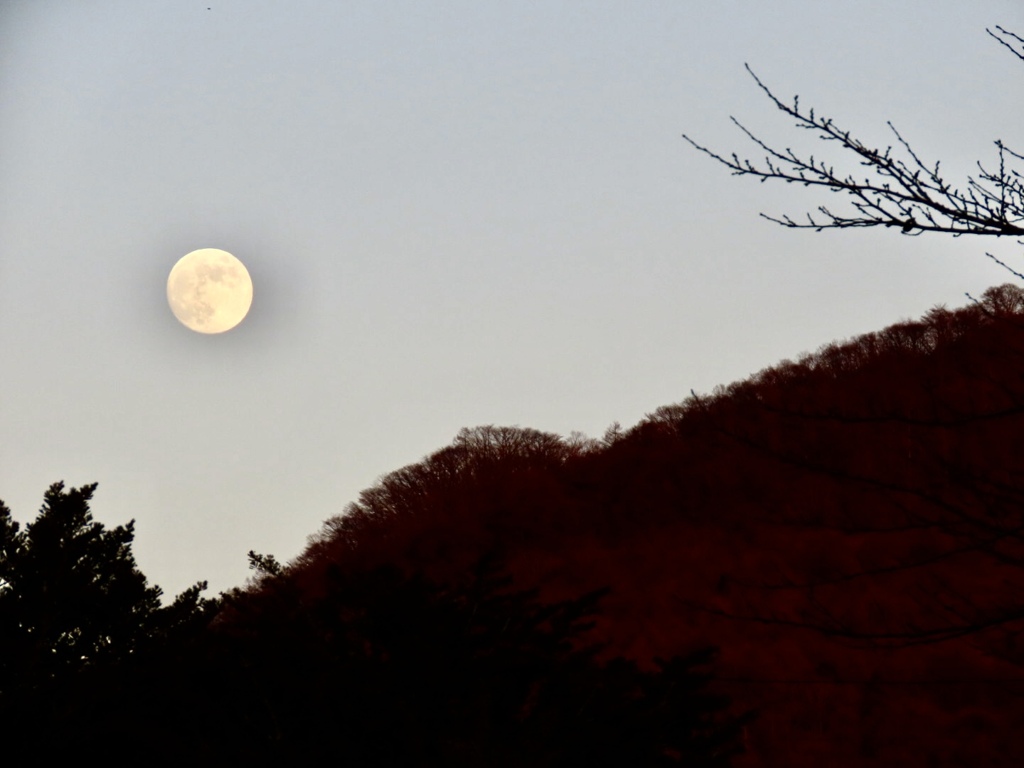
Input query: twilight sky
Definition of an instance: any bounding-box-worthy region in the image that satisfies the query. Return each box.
[2,0,1022,598]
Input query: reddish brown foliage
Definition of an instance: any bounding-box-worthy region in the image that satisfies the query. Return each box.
[257,284,1024,766]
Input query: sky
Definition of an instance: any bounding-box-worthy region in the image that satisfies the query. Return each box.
[2,0,1023,599]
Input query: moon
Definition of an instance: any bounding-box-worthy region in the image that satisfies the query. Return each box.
[167,248,253,334]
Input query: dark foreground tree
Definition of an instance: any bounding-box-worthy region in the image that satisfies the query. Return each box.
[683,27,1024,260]
[0,483,215,737]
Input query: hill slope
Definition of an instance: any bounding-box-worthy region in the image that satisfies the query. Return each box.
[250,283,1024,767]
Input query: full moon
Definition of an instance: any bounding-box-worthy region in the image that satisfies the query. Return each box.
[167,248,253,334]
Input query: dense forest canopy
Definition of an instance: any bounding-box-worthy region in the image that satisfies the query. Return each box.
[270,283,1024,766]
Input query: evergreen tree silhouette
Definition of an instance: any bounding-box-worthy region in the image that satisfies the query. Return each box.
[0,482,214,759]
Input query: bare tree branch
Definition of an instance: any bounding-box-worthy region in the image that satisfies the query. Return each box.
[988,25,1024,63]
[682,62,1024,238]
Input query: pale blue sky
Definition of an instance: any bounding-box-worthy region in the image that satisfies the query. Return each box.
[2,0,1022,597]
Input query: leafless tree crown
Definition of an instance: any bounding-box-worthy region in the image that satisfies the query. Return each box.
[682,26,1024,248]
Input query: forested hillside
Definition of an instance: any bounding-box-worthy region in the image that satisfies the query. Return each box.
[256,283,1024,766]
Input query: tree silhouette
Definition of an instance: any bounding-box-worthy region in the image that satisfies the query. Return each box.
[682,27,1024,258]
[0,482,214,752]
[246,548,283,576]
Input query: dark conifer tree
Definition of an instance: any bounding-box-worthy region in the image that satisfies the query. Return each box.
[0,482,214,756]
